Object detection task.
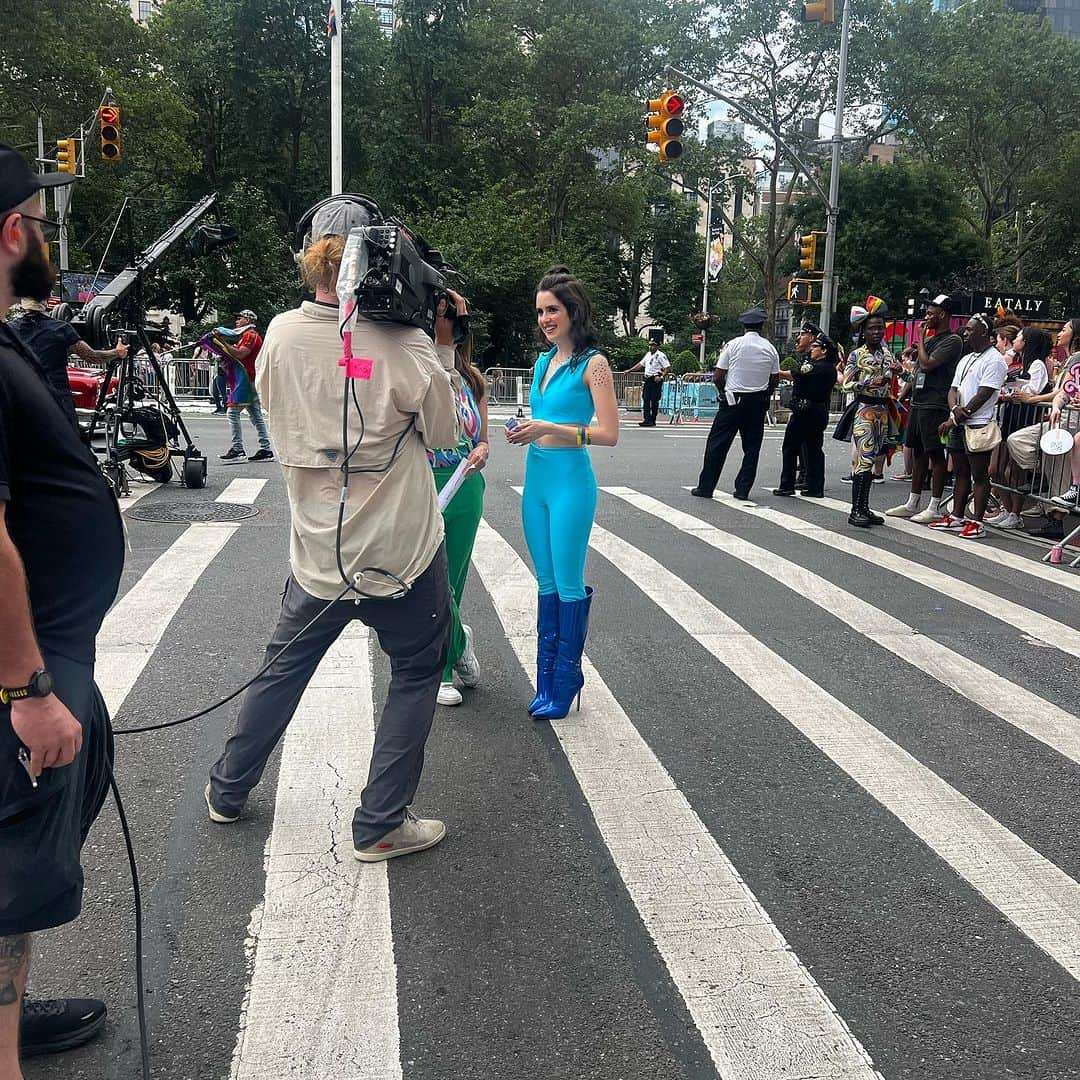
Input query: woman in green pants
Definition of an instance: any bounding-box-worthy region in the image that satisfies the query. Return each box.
[430,331,489,706]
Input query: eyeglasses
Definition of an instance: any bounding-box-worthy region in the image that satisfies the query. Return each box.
[0,212,61,243]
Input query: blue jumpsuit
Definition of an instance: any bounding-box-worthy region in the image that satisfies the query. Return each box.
[521,348,598,602]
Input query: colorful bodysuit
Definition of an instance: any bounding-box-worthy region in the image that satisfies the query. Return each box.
[521,347,598,601]
[843,344,894,474]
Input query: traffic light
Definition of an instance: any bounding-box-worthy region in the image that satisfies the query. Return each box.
[55,139,77,175]
[798,230,825,272]
[646,90,686,163]
[801,0,835,20]
[99,104,121,162]
[788,279,817,306]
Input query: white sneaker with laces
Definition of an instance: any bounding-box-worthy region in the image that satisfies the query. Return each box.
[354,809,446,862]
[984,509,1008,525]
[910,506,941,524]
[998,513,1023,529]
[886,503,919,518]
[454,625,481,687]
[437,682,463,706]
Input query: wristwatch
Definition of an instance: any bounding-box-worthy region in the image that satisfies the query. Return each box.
[0,669,54,705]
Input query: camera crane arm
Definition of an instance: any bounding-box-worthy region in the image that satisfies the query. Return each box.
[73,193,219,349]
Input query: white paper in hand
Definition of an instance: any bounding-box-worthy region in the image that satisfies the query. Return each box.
[437,457,474,512]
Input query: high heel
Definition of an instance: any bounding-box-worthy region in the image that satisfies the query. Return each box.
[527,591,560,715]
[533,588,592,721]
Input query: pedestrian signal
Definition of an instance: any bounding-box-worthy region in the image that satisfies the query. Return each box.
[788,279,817,305]
[646,91,686,163]
[99,105,121,162]
[801,0,835,20]
[55,139,77,175]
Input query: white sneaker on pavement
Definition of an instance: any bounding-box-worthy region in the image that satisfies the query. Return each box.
[204,784,239,824]
[997,513,1023,529]
[454,625,481,687]
[437,682,463,706]
[910,506,941,524]
[354,809,446,862]
[886,503,918,518]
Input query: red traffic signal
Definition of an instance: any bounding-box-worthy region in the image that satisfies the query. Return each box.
[646,90,686,163]
[99,104,121,162]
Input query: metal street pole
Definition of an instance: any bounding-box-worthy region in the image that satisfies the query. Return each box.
[699,183,713,371]
[330,5,343,195]
[36,114,46,216]
[819,0,852,335]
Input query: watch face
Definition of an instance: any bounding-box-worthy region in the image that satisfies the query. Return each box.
[30,670,53,697]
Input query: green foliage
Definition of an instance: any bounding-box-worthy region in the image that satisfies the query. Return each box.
[671,350,699,376]
[797,159,989,319]
[604,337,654,371]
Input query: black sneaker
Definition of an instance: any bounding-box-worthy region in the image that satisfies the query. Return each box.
[219,447,246,461]
[248,449,274,462]
[20,997,107,1058]
[1032,520,1066,541]
[689,488,712,498]
[840,474,854,484]
[1052,484,1080,510]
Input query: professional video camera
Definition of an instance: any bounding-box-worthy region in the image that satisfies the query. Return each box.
[297,194,466,340]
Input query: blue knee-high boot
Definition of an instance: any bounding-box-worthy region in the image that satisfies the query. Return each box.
[532,588,592,721]
[527,592,560,715]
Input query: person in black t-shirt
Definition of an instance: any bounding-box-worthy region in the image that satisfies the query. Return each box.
[773,331,838,498]
[0,144,126,1069]
[8,299,128,427]
[886,294,963,522]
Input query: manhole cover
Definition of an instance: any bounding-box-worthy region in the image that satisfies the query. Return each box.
[127,501,260,524]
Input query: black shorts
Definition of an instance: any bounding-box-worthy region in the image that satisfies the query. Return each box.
[0,651,113,936]
[906,405,950,456]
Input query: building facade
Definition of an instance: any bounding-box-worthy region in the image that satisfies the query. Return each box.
[129,0,158,23]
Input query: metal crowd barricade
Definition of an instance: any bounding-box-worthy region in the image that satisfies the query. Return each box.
[989,400,1080,565]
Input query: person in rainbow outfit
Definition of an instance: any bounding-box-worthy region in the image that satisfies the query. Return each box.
[504,267,619,720]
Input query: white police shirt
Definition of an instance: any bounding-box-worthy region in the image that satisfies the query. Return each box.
[715,331,780,398]
[642,349,670,377]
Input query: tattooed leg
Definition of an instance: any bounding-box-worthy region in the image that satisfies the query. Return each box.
[0,934,28,1078]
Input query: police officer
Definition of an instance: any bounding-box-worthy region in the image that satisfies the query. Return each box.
[626,340,670,427]
[691,306,780,500]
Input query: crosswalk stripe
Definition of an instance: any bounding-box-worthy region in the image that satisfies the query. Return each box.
[613,488,1080,767]
[116,482,161,512]
[97,524,240,714]
[99,478,268,714]
[802,491,1080,595]
[707,491,1080,661]
[471,519,883,1080]
[229,624,402,1080]
[585,519,1080,983]
[218,478,267,505]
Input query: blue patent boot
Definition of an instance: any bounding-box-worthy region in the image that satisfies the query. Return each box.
[532,588,592,721]
[527,592,560,715]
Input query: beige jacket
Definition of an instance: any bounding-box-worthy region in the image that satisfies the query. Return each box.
[255,301,461,599]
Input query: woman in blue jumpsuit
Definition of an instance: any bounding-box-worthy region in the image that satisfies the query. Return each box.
[505,267,620,719]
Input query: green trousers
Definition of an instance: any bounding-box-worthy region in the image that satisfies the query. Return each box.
[432,466,486,682]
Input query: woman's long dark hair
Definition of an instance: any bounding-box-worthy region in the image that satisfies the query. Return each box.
[1017,326,1052,374]
[536,265,598,365]
[454,336,486,402]
[1063,318,1080,357]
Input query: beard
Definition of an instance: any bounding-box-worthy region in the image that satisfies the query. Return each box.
[11,241,57,302]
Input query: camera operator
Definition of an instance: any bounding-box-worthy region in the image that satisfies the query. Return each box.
[0,145,124,1073]
[206,197,464,861]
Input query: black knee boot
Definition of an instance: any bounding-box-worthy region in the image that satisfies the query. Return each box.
[848,474,873,527]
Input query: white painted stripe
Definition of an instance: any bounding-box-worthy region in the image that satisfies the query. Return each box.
[230,624,402,1080]
[663,434,707,439]
[708,492,1080,661]
[608,488,1080,768]
[116,482,161,512]
[97,524,239,713]
[218,478,267,505]
[804,491,1080,594]
[471,520,882,1080]
[586,518,1080,983]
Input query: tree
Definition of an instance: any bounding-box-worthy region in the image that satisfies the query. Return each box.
[797,159,988,318]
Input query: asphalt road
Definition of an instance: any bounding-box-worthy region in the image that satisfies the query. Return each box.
[23,409,1080,1080]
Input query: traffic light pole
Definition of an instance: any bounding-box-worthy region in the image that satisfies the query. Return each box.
[699,184,713,370]
[330,8,343,195]
[819,0,852,335]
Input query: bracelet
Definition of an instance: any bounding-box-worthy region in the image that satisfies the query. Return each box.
[585,426,592,446]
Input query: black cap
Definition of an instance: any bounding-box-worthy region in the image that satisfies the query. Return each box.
[739,306,768,326]
[798,320,821,336]
[0,143,74,216]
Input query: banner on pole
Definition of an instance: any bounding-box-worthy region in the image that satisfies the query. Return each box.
[708,235,724,281]
[327,3,338,36]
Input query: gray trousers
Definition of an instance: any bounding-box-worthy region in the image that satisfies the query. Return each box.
[209,545,450,847]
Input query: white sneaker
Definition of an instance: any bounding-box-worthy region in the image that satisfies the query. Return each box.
[984,509,1009,525]
[886,503,919,518]
[997,513,1023,530]
[204,784,239,824]
[437,682,463,706]
[354,809,446,862]
[453,625,481,687]
[910,506,941,524]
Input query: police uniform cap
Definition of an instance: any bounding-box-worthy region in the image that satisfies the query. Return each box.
[739,306,768,327]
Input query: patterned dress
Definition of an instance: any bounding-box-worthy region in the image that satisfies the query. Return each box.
[843,344,894,474]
